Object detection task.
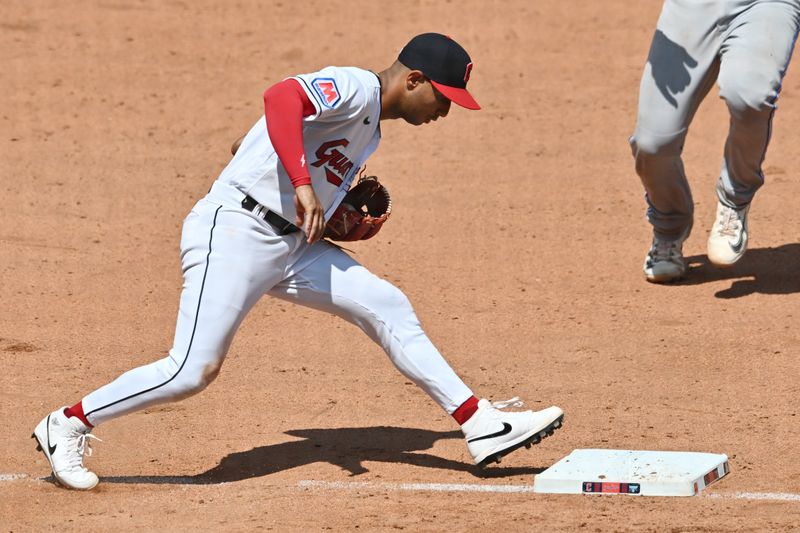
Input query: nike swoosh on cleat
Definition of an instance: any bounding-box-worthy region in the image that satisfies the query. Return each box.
[46,415,57,455]
[730,232,744,253]
[467,422,512,443]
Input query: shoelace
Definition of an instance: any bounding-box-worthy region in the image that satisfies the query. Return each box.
[491,397,524,409]
[716,206,742,237]
[66,430,102,471]
[650,240,680,261]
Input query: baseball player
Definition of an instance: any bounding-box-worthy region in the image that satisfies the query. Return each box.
[632,0,800,283]
[32,33,565,490]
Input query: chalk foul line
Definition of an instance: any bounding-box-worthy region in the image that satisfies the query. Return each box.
[298,479,536,493]
[3,473,799,501]
[298,479,800,501]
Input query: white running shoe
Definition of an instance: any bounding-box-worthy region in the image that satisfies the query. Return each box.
[707,201,749,267]
[32,407,100,490]
[461,398,564,467]
[643,237,686,283]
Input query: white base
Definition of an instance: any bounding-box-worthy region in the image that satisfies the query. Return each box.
[533,449,729,497]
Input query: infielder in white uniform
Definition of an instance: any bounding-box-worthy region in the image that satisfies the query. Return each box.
[632,0,800,282]
[33,33,565,490]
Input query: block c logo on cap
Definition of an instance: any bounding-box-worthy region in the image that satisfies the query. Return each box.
[463,62,473,83]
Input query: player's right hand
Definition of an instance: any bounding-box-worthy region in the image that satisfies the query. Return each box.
[294,184,325,244]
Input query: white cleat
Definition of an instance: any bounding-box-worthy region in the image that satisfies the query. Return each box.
[461,398,564,467]
[32,407,100,490]
[707,201,749,267]
[643,237,686,283]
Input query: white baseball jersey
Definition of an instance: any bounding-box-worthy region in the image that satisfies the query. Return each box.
[74,63,474,436]
[218,66,382,222]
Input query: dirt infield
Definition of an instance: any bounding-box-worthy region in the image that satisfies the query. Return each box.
[3,0,800,530]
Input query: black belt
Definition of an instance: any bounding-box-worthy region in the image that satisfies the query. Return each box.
[241,195,300,235]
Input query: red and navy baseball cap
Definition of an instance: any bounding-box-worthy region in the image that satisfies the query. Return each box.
[398,33,480,110]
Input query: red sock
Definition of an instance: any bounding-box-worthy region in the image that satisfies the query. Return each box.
[64,401,93,428]
[452,396,480,425]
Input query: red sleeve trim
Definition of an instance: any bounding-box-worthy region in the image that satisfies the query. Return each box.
[263,79,317,188]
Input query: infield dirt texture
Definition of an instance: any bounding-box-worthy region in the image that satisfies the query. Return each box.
[3,1,800,531]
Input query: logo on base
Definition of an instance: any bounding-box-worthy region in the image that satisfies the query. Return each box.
[582,481,641,494]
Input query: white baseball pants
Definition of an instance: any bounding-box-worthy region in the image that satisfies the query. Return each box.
[81,181,474,426]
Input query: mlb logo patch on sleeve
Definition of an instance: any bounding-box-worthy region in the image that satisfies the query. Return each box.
[311,78,341,108]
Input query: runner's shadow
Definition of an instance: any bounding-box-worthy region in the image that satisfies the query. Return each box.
[681,244,800,298]
[101,426,544,485]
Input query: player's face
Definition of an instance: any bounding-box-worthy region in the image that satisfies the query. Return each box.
[403,74,452,126]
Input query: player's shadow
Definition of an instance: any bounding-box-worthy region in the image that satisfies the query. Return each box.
[681,243,800,298]
[647,29,699,108]
[99,426,544,485]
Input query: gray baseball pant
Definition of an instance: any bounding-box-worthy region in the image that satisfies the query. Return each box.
[630,0,800,241]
